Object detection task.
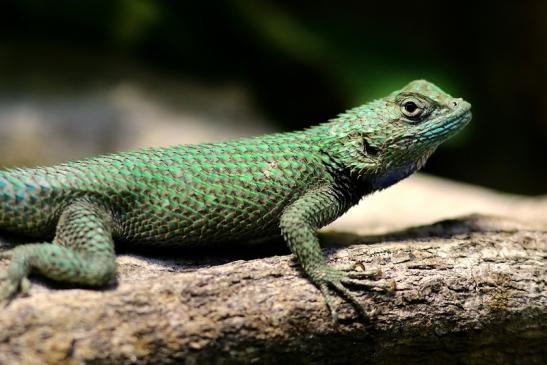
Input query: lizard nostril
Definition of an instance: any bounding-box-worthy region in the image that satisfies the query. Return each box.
[452,100,458,108]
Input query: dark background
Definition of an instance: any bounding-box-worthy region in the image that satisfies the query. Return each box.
[0,0,545,194]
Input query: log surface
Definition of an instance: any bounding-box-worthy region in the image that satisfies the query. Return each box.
[0,215,545,365]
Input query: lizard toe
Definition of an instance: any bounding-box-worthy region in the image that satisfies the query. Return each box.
[341,277,395,292]
[346,269,382,279]
[313,266,374,321]
[340,262,382,279]
[327,278,369,320]
[319,283,338,322]
[0,273,20,301]
[0,264,31,301]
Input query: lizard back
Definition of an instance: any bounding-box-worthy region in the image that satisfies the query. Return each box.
[0,131,337,245]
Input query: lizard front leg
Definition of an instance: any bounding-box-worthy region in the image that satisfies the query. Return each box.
[280,187,391,321]
[0,198,117,300]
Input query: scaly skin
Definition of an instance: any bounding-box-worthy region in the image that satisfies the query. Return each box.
[0,80,471,320]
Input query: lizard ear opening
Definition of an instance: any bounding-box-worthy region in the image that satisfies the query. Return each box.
[347,131,380,158]
[362,138,380,157]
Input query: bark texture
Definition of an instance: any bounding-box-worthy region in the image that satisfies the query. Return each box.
[0,214,545,365]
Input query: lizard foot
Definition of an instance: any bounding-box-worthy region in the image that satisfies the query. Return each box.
[0,265,31,302]
[314,265,395,322]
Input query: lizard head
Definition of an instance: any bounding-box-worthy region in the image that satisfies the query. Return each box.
[323,80,471,184]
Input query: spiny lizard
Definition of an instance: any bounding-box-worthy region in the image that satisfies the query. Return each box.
[0,80,471,320]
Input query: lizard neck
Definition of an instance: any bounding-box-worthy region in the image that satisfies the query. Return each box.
[360,147,435,192]
[325,147,434,210]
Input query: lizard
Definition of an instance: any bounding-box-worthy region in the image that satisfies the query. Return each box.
[0,80,471,320]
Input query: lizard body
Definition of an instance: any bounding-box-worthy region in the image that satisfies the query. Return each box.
[0,80,471,319]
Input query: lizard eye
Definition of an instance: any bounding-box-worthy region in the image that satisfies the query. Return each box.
[399,96,430,120]
[403,101,418,114]
[402,100,423,118]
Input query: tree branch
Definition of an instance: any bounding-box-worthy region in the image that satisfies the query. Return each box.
[0,215,545,365]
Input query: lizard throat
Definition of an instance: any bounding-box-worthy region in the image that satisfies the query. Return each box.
[367,148,435,191]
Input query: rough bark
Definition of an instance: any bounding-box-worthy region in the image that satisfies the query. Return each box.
[0,214,545,365]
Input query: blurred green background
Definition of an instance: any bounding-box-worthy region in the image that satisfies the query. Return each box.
[0,0,545,194]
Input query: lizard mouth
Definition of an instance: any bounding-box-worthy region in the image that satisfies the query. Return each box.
[442,109,472,136]
[420,103,472,142]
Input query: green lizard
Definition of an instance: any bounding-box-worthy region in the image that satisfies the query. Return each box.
[0,80,471,320]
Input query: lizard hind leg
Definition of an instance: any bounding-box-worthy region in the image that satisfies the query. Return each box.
[0,199,117,300]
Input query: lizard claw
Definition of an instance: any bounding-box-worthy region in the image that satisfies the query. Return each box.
[340,262,382,279]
